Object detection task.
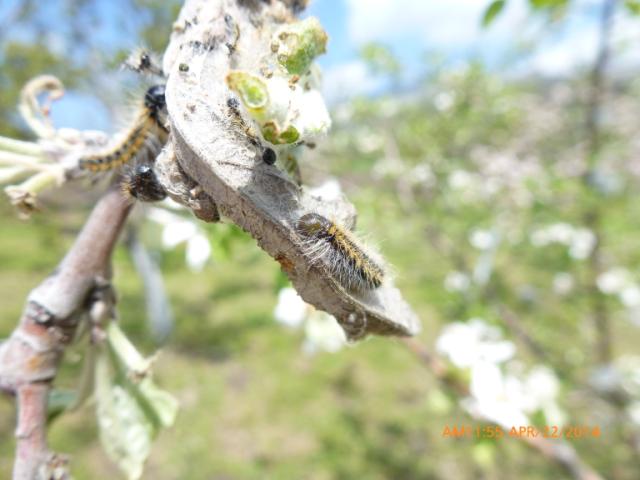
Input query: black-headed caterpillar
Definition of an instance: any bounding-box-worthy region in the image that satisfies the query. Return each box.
[121,164,167,202]
[78,84,168,172]
[296,213,385,292]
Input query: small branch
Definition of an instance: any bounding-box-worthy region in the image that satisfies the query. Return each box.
[498,305,552,364]
[584,0,618,161]
[401,338,604,480]
[163,0,419,339]
[583,0,618,365]
[0,186,132,479]
[13,383,51,480]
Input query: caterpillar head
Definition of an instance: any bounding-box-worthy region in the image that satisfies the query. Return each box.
[297,213,331,238]
[122,164,167,202]
[145,84,166,112]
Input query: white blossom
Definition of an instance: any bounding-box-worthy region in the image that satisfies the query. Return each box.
[444,271,471,292]
[469,229,496,251]
[273,287,347,354]
[628,402,640,426]
[448,169,475,190]
[434,91,455,111]
[274,287,308,328]
[436,318,515,368]
[185,234,211,272]
[463,363,565,429]
[568,228,596,260]
[620,285,640,308]
[309,178,343,201]
[147,207,212,272]
[463,362,530,429]
[529,223,595,260]
[303,312,347,354]
[597,268,631,294]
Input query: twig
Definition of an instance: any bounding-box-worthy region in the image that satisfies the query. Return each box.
[162,0,419,339]
[0,186,132,479]
[401,338,604,480]
[583,0,618,365]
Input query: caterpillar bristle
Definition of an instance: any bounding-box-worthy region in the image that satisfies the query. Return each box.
[124,48,163,77]
[296,213,385,292]
[120,164,167,202]
[78,84,167,173]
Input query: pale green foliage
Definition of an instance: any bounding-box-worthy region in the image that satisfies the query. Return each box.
[226,16,330,149]
[273,17,328,75]
[95,323,178,479]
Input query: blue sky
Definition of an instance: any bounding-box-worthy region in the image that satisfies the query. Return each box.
[2,0,639,131]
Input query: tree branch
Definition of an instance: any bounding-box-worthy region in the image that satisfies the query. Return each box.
[583,0,618,365]
[158,0,420,340]
[0,186,132,479]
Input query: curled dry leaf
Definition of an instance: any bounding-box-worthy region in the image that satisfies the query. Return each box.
[161,0,420,339]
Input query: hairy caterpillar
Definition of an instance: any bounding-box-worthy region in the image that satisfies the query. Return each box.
[296,213,385,292]
[78,84,168,173]
[124,48,163,77]
[121,164,167,202]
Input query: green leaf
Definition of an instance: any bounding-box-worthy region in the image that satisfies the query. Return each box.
[482,0,507,27]
[47,389,77,423]
[95,349,153,480]
[94,324,179,480]
[275,17,328,75]
[528,0,568,10]
[625,0,640,15]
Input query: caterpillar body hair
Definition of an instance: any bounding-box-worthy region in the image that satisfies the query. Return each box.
[296,213,385,292]
[79,84,168,173]
[121,164,167,202]
[124,48,163,77]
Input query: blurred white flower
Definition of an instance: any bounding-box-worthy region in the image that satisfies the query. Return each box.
[568,228,596,260]
[523,366,566,426]
[436,318,515,368]
[147,207,212,272]
[597,268,631,294]
[448,169,475,190]
[444,271,471,292]
[409,164,435,187]
[354,128,384,154]
[434,91,455,111]
[469,229,496,251]
[530,222,574,246]
[273,287,347,354]
[620,285,640,308]
[463,362,530,429]
[628,402,640,426]
[274,287,308,328]
[309,178,343,201]
[530,223,595,260]
[161,221,198,249]
[437,320,565,429]
[463,362,565,429]
[303,312,347,354]
[553,272,574,295]
[185,234,211,272]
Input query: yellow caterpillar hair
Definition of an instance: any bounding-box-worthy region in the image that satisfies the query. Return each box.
[78,84,168,172]
[296,213,385,292]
